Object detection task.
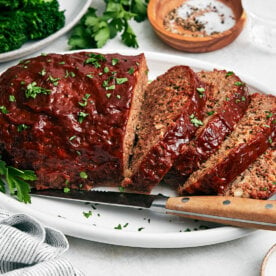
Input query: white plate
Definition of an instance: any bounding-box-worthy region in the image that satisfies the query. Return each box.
[1,50,272,248]
[0,0,92,63]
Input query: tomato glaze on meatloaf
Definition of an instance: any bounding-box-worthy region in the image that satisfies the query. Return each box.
[0,52,148,190]
[179,93,276,195]
[165,70,249,186]
[122,66,206,193]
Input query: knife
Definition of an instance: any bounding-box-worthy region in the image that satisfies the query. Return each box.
[30,189,276,230]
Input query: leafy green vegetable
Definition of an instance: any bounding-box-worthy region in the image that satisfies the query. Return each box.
[68,0,149,50]
[0,0,65,53]
[0,160,37,203]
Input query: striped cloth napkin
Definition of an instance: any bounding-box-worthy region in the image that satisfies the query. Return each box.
[0,209,84,276]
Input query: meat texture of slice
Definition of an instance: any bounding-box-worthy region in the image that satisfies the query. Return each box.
[179,93,276,195]
[166,70,250,185]
[122,65,206,193]
[0,52,148,190]
[222,141,276,199]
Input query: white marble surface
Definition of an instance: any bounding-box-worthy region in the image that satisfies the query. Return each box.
[0,1,276,275]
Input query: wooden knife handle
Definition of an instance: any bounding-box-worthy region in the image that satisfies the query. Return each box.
[165,196,276,230]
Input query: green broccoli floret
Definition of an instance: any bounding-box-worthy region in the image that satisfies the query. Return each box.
[0,0,59,10]
[0,0,65,53]
[0,0,21,10]
[0,13,27,52]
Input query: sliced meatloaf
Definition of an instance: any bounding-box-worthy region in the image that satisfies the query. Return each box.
[179,93,276,195]
[222,141,276,199]
[0,52,148,190]
[166,70,249,185]
[122,65,206,192]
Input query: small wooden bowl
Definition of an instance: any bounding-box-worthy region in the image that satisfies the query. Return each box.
[147,0,246,53]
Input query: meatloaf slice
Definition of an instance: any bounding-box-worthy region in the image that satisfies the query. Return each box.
[166,70,249,185]
[0,52,148,190]
[222,141,276,199]
[122,66,206,192]
[179,93,276,195]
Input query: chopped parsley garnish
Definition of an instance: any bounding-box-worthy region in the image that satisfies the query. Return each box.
[264,124,270,128]
[116,77,128,84]
[84,53,106,68]
[190,114,204,127]
[123,223,129,228]
[0,160,37,203]
[241,96,246,102]
[65,70,76,78]
[265,111,273,118]
[105,84,115,91]
[9,95,16,102]
[196,87,205,98]
[128,67,135,74]
[80,171,88,179]
[0,106,8,114]
[196,87,205,93]
[116,95,121,99]
[206,111,215,116]
[47,75,60,86]
[112,58,119,66]
[79,94,91,107]
[78,111,89,123]
[69,135,77,141]
[268,137,273,144]
[39,68,46,76]
[103,66,110,73]
[86,74,94,79]
[59,61,66,65]
[234,81,244,86]
[17,124,28,132]
[63,187,70,193]
[138,227,144,231]
[83,210,92,218]
[106,93,112,98]
[25,82,51,99]
[273,182,276,185]
[225,71,234,78]
[119,186,125,192]
[114,224,122,230]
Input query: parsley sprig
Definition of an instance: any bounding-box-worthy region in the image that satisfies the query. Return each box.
[0,160,37,203]
[68,0,149,49]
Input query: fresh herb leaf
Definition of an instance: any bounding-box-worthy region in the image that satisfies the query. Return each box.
[80,171,88,179]
[25,82,51,99]
[0,105,8,114]
[114,224,122,230]
[116,77,128,84]
[190,114,204,127]
[225,71,234,78]
[83,210,92,218]
[17,124,28,132]
[78,111,89,123]
[63,187,70,193]
[0,160,37,203]
[9,95,16,102]
[68,1,148,50]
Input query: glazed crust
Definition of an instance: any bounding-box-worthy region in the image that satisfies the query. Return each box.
[122,66,206,192]
[179,93,276,195]
[0,52,148,190]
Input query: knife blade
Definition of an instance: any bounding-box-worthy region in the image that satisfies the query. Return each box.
[30,189,276,230]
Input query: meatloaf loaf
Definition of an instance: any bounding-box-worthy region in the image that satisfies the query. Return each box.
[0,52,148,190]
[222,141,275,199]
[179,93,276,195]
[166,70,249,184]
[121,66,206,192]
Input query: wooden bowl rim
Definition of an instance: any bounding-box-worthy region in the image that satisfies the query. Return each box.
[147,0,247,43]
